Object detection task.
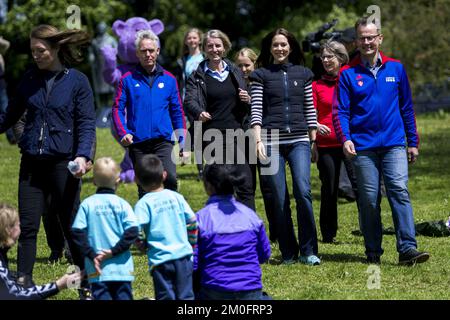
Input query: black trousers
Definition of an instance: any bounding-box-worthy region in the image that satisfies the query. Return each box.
[202,130,255,211]
[128,138,177,198]
[17,154,83,277]
[42,194,65,254]
[317,147,358,241]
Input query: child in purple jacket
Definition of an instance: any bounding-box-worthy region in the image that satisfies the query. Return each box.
[194,164,271,300]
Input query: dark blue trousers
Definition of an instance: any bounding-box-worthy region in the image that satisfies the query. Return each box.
[151,256,194,300]
[90,281,133,300]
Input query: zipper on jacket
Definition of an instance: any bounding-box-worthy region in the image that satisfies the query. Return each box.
[38,121,46,154]
[283,71,291,133]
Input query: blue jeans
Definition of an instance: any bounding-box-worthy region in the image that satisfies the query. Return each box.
[262,141,318,260]
[91,281,133,300]
[352,146,417,257]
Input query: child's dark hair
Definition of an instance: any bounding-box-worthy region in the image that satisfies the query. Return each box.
[203,164,245,195]
[134,154,164,190]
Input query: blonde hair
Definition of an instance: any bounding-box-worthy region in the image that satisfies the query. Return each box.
[203,29,232,56]
[320,40,349,65]
[0,203,19,248]
[234,47,258,64]
[182,28,203,56]
[93,157,120,188]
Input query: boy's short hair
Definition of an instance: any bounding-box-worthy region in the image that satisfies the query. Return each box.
[0,203,19,248]
[93,157,120,188]
[134,154,164,190]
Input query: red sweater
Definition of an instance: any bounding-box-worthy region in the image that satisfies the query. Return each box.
[313,75,341,148]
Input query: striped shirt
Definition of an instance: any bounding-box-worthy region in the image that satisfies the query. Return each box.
[250,79,316,145]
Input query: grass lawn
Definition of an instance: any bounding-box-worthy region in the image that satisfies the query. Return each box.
[0,110,449,300]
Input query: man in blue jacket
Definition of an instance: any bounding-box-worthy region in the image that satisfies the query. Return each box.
[333,17,429,265]
[112,30,186,197]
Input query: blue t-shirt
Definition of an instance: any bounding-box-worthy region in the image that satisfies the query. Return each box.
[72,194,138,283]
[134,189,195,269]
[184,53,204,80]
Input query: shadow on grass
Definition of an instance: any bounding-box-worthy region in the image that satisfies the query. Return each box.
[319,253,367,264]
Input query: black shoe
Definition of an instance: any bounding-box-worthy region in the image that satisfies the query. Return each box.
[366,255,381,265]
[322,237,339,244]
[78,287,94,300]
[64,247,73,264]
[17,275,35,288]
[399,249,430,266]
[48,251,63,264]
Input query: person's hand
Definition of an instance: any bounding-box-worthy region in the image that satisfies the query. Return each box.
[317,123,331,136]
[85,160,93,173]
[93,249,113,275]
[55,271,82,291]
[408,147,419,164]
[198,112,212,122]
[120,134,134,146]
[256,141,267,161]
[238,88,251,103]
[343,140,357,158]
[73,157,87,178]
[311,142,319,163]
[179,151,191,166]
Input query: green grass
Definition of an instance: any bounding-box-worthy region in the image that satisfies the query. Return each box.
[1,110,449,300]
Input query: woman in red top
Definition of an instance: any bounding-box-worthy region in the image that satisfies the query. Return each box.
[312,41,357,243]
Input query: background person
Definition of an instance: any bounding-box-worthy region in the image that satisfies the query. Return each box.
[0,25,95,294]
[175,28,205,177]
[112,30,187,197]
[312,40,358,244]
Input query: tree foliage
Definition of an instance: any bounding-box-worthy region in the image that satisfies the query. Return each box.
[0,0,447,97]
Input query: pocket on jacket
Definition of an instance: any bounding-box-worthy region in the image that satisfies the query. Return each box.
[48,126,73,155]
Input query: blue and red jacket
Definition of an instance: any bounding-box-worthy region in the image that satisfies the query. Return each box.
[332,52,419,151]
[112,64,186,147]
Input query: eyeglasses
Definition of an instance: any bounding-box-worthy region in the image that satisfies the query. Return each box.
[357,34,380,43]
[320,55,336,61]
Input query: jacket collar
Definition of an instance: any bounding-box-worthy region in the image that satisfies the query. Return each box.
[135,63,164,77]
[96,187,116,194]
[268,62,294,72]
[348,51,393,68]
[206,194,234,205]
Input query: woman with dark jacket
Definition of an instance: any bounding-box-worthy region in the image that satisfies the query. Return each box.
[184,29,254,210]
[0,25,95,295]
[250,28,320,265]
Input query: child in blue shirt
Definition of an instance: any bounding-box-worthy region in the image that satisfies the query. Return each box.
[72,157,138,300]
[134,154,198,300]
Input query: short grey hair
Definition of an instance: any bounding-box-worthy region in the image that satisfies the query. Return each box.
[203,29,232,56]
[320,40,349,65]
[135,29,160,50]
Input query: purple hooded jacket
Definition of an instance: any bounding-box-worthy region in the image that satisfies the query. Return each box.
[194,195,271,292]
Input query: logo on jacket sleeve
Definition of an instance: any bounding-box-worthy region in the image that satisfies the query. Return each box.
[158,82,165,89]
[358,80,364,87]
[385,77,396,82]
[135,83,140,87]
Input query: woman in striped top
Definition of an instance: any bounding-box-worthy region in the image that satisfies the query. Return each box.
[249,28,320,265]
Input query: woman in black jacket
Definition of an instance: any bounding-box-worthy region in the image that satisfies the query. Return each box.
[250,28,320,265]
[184,29,254,210]
[0,25,95,295]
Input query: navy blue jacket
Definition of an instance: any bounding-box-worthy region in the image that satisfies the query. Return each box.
[0,67,96,160]
[249,63,314,134]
